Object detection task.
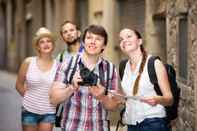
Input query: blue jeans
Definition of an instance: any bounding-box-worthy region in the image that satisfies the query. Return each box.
[22,108,55,125]
[127,118,170,131]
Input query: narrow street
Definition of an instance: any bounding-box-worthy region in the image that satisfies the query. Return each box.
[0,71,21,131]
[0,70,119,131]
[0,71,62,131]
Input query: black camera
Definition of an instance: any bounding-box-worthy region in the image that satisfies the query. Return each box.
[78,62,98,86]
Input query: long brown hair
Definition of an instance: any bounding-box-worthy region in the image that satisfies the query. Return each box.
[132,31,147,95]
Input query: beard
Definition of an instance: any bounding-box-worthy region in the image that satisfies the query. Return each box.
[66,37,80,46]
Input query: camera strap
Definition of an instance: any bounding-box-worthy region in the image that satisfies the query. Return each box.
[65,55,114,90]
[63,57,73,84]
[107,62,114,89]
[99,63,105,86]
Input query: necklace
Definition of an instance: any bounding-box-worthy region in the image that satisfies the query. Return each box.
[129,53,142,65]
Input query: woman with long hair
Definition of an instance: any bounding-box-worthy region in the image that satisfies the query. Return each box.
[119,28,173,131]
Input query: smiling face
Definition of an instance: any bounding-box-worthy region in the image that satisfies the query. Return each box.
[83,32,105,56]
[36,36,54,54]
[119,29,142,54]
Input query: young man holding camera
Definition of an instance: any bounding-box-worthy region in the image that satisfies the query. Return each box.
[50,25,120,131]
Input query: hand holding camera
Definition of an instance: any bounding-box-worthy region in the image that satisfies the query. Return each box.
[89,84,106,100]
[77,62,98,86]
[72,70,83,90]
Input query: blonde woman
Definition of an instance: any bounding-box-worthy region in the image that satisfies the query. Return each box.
[16,27,57,131]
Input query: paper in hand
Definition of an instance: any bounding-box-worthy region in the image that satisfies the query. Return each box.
[108,90,142,100]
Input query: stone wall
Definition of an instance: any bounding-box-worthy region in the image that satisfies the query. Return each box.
[166,0,197,130]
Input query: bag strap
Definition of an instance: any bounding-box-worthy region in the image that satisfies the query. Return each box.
[147,56,162,95]
[115,59,127,130]
[63,57,74,84]
[59,49,66,63]
[119,59,128,80]
[107,62,114,89]
[68,54,80,84]
[115,106,126,131]
[99,63,105,86]
[63,54,80,84]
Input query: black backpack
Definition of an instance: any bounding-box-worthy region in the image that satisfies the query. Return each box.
[148,56,180,122]
[55,54,115,127]
[117,56,180,126]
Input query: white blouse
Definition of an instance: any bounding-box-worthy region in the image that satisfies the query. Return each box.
[121,55,166,125]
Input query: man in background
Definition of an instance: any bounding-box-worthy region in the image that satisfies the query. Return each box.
[57,20,83,62]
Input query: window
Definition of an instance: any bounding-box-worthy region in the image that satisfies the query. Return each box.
[76,0,88,30]
[0,3,6,69]
[178,15,188,81]
[154,18,167,62]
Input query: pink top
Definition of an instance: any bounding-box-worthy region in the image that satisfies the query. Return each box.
[23,57,57,114]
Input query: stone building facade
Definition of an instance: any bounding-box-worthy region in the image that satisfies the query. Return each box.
[146,0,197,130]
[0,0,197,130]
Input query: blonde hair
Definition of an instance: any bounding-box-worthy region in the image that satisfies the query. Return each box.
[32,27,56,50]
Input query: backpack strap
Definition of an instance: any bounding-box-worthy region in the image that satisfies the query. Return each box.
[99,62,105,86]
[63,56,74,84]
[69,54,80,84]
[64,54,80,84]
[59,49,66,63]
[119,59,128,80]
[147,56,162,95]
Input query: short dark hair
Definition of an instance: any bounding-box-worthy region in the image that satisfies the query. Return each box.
[82,24,108,45]
[60,20,79,35]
